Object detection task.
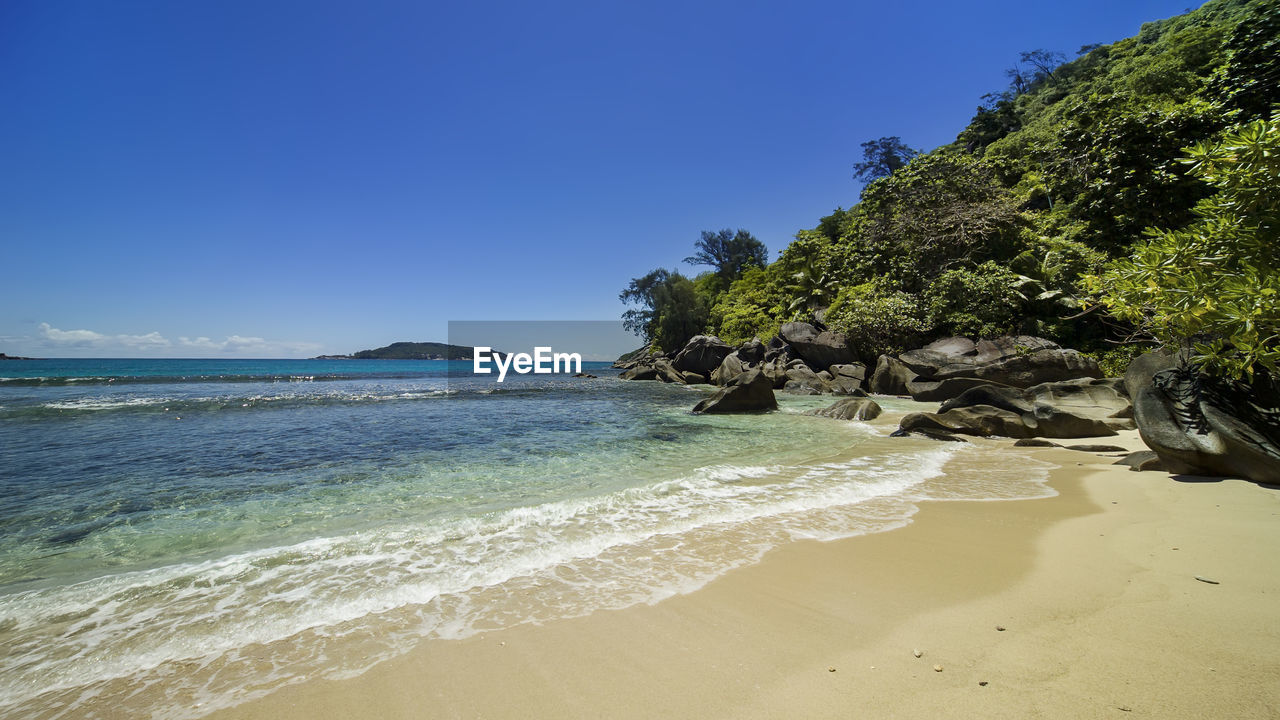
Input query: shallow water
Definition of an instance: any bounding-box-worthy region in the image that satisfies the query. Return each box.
[0,359,1054,719]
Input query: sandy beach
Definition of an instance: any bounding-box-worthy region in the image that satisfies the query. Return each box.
[203,430,1280,720]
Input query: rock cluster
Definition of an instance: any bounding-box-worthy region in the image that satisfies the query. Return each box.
[614,323,876,413]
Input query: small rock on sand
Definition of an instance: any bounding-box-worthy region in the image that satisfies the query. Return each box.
[933,664,943,672]
[913,649,923,658]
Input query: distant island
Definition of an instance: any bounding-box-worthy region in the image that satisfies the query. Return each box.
[0,353,38,360]
[315,341,499,360]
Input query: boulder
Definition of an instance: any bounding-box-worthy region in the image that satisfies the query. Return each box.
[805,397,883,421]
[672,335,734,376]
[692,368,778,414]
[870,355,915,395]
[890,426,969,442]
[898,336,1101,389]
[652,358,687,384]
[613,345,656,368]
[710,352,746,386]
[899,406,1036,438]
[939,378,1132,435]
[783,365,827,395]
[1125,350,1280,483]
[779,322,856,368]
[899,377,1132,439]
[761,361,789,388]
[737,339,766,365]
[785,365,820,383]
[681,371,708,384]
[783,379,826,395]
[1114,451,1166,472]
[828,363,868,384]
[906,376,1012,402]
[1064,444,1128,453]
[829,376,867,396]
[1013,438,1059,447]
[619,366,658,381]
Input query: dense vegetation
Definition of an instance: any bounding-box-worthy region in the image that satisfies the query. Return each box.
[620,0,1278,379]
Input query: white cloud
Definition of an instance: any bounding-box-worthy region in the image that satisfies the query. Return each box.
[36,323,322,357]
[40,322,170,348]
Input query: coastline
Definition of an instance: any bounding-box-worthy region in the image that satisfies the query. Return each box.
[206,429,1280,719]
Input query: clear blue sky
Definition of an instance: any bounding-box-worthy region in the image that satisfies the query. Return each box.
[1,0,1197,357]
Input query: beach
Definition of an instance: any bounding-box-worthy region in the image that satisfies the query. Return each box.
[206,430,1280,720]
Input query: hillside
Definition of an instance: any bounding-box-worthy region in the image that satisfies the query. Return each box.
[619,0,1278,376]
[317,341,485,360]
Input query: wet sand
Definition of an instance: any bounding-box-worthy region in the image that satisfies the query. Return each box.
[209,430,1280,719]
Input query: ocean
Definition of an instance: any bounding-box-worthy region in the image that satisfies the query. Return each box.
[0,358,1055,718]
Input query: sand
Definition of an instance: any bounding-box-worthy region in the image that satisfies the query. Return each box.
[208,430,1280,719]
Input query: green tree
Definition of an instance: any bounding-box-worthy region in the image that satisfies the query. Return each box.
[619,269,710,351]
[1088,111,1280,379]
[852,136,920,183]
[825,281,931,360]
[684,228,768,285]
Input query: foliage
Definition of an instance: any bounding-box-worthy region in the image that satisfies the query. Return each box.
[1211,0,1280,120]
[619,269,710,351]
[852,136,920,183]
[1088,111,1280,379]
[926,261,1026,338]
[708,267,786,345]
[824,282,931,360]
[684,229,768,285]
[1040,95,1225,252]
[839,153,1030,291]
[1084,344,1150,378]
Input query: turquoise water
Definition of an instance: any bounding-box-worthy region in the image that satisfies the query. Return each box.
[0,359,1054,719]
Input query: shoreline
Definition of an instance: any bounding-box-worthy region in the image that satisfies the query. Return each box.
[206,429,1280,719]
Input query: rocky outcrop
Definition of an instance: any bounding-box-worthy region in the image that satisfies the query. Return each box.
[1125,350,1280,483]
[804,397,882,421]
[672,335,733,376]
[692,368,778,414]
[905,376,1010,402]
[897,378,1133,439]
[652,358,687,384]
[779,322,856,369]
[619,366,658,381]
[898,336,1102,396]
[870,355,915,395]
[899,406,1036,438]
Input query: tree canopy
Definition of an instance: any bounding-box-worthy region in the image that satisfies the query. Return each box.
[684,229,768,284]
[1089,111,1280,380]
[851,136,919,183]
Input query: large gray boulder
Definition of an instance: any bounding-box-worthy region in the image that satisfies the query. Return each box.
[672,335,733,376]
[805,397,883,421]
[906,376,1011,402]
[779,322,856,369]
[652,358,687,384]
[898,378,1133,439]
[899,406,1035,438]
[710,352,746,386]
[1125,350,1280,483]
[692,368,778,414]
[870,355,915,395]
[737,338,766,365]
[899,336,1101,389]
